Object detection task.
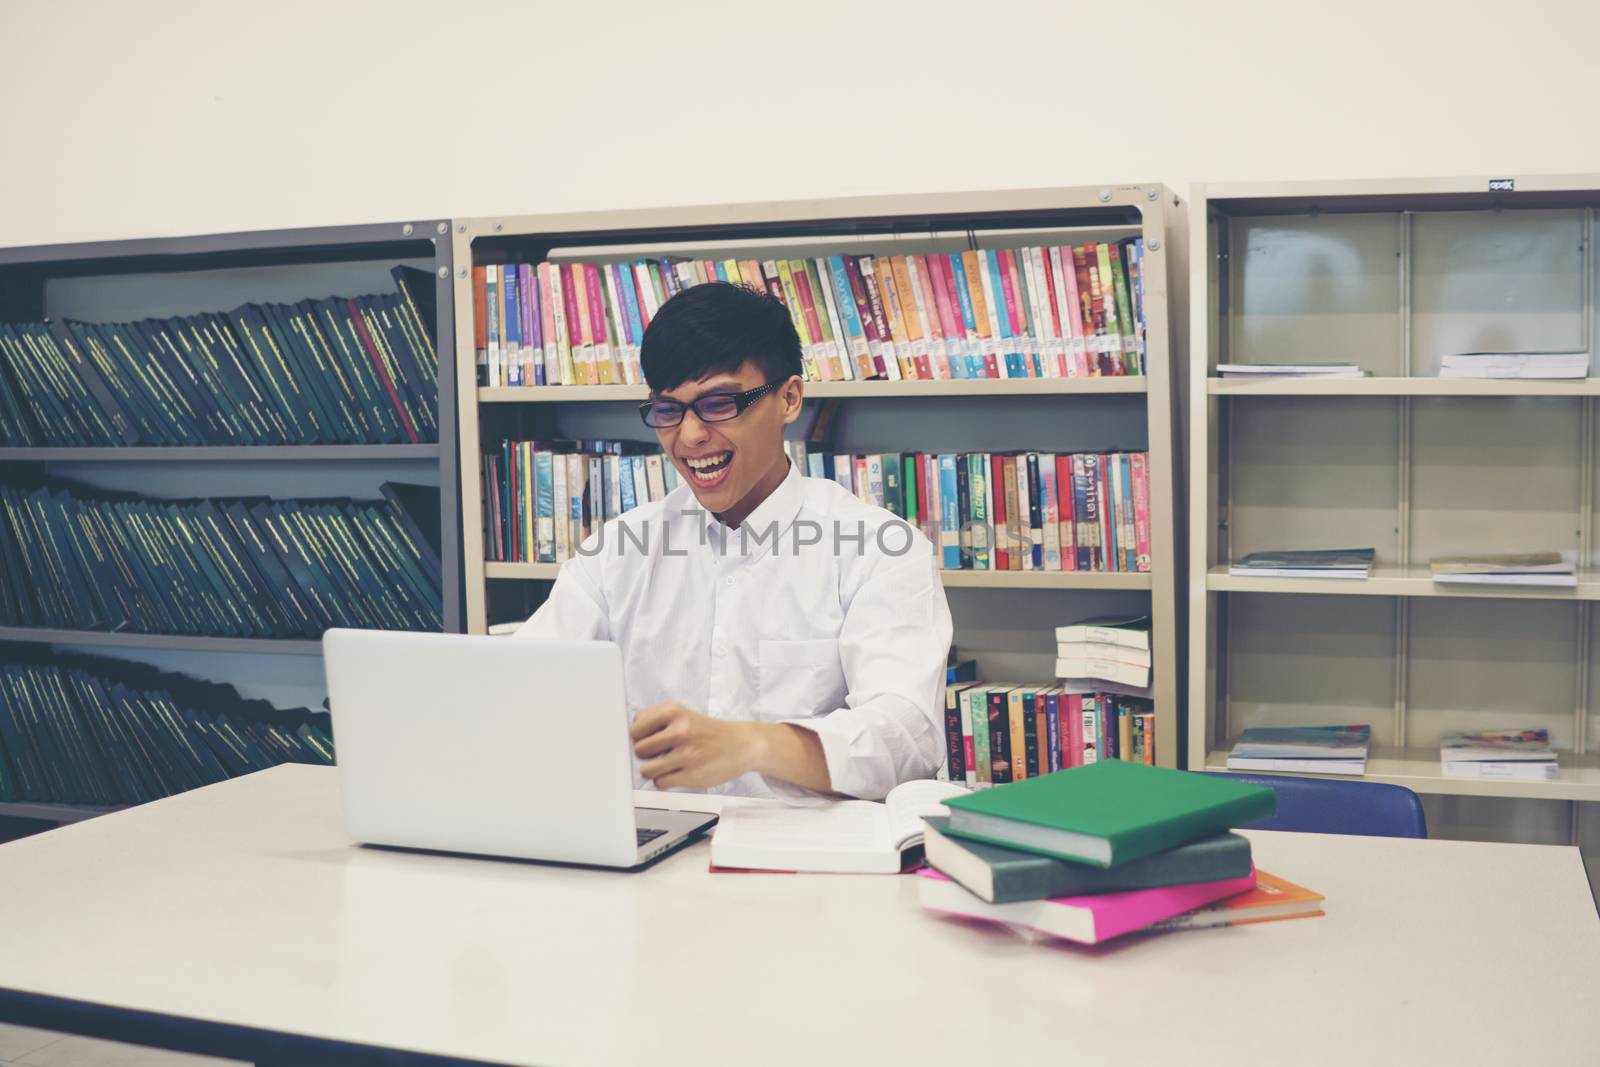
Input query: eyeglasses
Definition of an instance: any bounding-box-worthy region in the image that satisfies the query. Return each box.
[638,381,781,429]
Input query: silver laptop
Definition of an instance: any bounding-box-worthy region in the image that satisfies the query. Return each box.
[322,629,717,869]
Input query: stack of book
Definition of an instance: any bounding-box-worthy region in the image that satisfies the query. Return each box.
[0,479,442,637]
[0,268,438,446]
[0,651,334,805]
[1226,724,1373,776]
[918,762,1323,944]
[1229,547,1375,579]
[1216,362,1364,378]
[472,241,1148,387]
[1439,349,1590,379]
[1054,615,1151,689]
[1441,728,1558,780]
[941,680,1154,788]
[1430,551,1577,588]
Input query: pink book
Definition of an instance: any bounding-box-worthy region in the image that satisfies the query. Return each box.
[1131,451,1152,573]
[918,867,1257,945]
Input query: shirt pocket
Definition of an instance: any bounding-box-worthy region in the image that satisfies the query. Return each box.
[756,637,847,722]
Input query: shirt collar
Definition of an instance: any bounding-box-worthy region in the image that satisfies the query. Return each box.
[692,458,806,556]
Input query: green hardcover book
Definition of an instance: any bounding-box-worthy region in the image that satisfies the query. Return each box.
[902,453,918,528]
[193,313,283,443]
[224,502,323,633]
[370,295,438,436]
[267,302,355,441]
[881,451,903,518]
[0,671,50,800]
[924,817,1253,904]
[225,305,314,443]
[40,670,116,805]
[968,452,990,569]
[966,684,992,786]
[72,673,154,804]
[105,321,206,445]
[941,760,1276,868]
[312,300,402,443]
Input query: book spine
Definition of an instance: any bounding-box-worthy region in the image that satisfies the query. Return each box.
[937,454,960,569]
[987,689,1012,784]
[472,266,489,386]
[1132,452,1152,572]
[1007,688,1028,781]
[946,254,980,377]
[944,687,966,782]
[858,258,898,380]
[485,265,501,388]
[968,453,989,570]
[503,264,522,387]
[989,453,1009,571]
[970,688,991,786]
[1045,689,1060,772]
[958,682,977,787]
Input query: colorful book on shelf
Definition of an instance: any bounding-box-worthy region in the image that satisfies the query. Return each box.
[941,683,1155,785]
[1430,551,1577,587]
[708,779,967,874]
[471,243,1148,387]
[924,816,1252,904]
[0,280,437,447]
[765,447,1152,575]
[1229,547,1375,579]
[916,865,1258,945]
[1143,869,1324,931]
[1216,362,1364,378]
[1226,724,1372,776]
[1440,728,1558,780]
[939,761,1274,868]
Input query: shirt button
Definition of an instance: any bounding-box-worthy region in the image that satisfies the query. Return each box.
[714,644,726,656]
[724,577,736,587]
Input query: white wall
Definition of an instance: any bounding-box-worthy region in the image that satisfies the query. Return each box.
[3,0,1599,246]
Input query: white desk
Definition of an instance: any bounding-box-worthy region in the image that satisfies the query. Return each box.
[0,765,1595,1067]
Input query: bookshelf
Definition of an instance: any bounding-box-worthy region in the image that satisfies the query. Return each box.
[453,186,1184,766]
[0,220,465,655]
[1188,174,1600,804]
[0,221,464,819]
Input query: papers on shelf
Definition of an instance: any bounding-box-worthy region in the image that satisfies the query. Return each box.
[1217,362,1364,378]
[1440,729,1558,780]
[1430,551,1577,588]
[1228,548,1374,580]
[1438,350,1590,380]
[1226,724,1371,776]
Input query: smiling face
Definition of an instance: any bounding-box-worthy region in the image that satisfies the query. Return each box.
[653,360,803,527]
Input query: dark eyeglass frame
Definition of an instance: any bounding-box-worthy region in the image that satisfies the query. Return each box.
[638,381,782,428]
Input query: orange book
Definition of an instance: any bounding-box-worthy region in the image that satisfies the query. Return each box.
[889,255,931,379]
[1147,870,1325,931]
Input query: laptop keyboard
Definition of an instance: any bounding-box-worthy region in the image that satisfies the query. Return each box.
[637,827,668,847]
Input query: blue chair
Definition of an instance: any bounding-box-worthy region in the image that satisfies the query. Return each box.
[1210,772,1428,839]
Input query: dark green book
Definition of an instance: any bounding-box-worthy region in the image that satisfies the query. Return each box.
[941,760,1276,868]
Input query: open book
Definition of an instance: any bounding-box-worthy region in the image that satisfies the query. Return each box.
[709,779,969,874]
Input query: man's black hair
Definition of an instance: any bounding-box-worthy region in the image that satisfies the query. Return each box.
[639,281,803,393]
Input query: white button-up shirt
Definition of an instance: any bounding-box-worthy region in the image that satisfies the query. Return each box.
[514,462,954,800]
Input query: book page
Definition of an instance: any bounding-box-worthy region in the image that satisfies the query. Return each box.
[885,779,970,849]
[714,801,891,855]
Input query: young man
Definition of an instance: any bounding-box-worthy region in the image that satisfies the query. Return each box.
[516,281,953,800]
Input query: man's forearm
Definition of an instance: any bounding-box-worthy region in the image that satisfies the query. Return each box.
[748,722,835,794]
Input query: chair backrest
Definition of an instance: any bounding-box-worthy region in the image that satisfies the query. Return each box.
[1210,772,1428,839]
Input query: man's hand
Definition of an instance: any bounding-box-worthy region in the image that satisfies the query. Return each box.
[630,703,761,790]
